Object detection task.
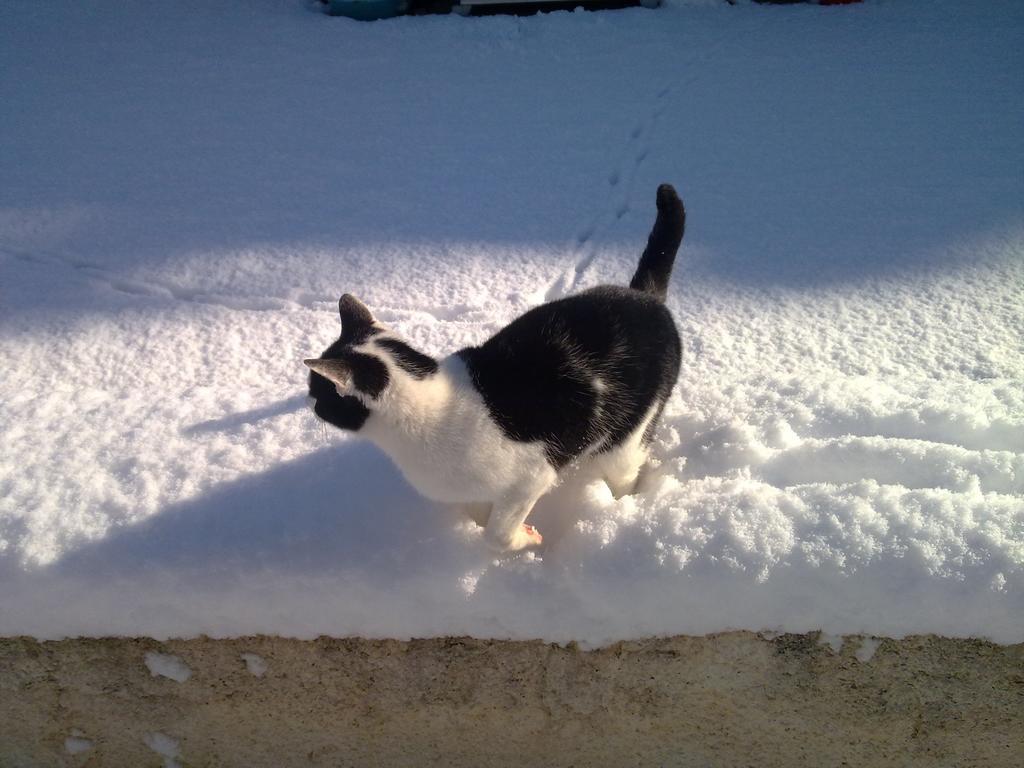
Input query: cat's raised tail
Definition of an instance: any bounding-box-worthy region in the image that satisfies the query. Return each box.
[629,183,685,302]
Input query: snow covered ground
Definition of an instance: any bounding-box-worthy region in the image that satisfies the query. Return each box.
[1,0,1021,644]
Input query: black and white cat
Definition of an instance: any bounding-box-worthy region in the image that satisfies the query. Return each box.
[306,184,684,552]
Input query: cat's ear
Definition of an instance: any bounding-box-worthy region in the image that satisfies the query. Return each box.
[304,358,351,390]
[339,294,374,335]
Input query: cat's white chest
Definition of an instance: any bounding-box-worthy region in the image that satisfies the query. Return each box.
[363,356,552,504]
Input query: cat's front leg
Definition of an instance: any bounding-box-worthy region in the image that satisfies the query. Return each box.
[483,485,550,552]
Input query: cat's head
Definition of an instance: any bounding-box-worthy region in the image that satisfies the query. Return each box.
[305,294,439,432]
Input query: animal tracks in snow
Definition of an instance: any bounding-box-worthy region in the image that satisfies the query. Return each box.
[5,244,516,328]
[545,30,733,304]
[4,243,313,313]
[545,84,675,302]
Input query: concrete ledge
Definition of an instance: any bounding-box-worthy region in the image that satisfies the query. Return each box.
[2,633,1022,767]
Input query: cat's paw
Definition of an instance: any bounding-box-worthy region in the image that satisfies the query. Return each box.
[484,520,544,552]
[496,524,543,552]
[521,524,543,547]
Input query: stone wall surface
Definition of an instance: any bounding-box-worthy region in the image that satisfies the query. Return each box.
[1,632,1022,767]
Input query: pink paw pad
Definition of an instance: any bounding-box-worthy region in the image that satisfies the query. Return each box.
[523,524,543,545]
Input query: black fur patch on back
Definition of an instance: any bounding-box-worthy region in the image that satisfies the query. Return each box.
[375,338,439,379]
[457,285,680,469]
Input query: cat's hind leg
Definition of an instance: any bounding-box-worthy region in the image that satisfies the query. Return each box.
[592,402,663,498]
[592,442,648,499]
